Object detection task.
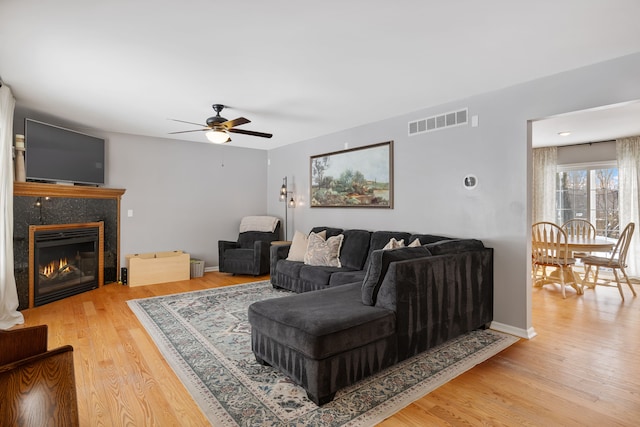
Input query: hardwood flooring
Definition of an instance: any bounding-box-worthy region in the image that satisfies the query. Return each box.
[15,272,640,426]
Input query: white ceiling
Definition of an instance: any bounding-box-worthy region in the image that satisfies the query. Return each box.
[532,101,640,148]
[2,1,640,150]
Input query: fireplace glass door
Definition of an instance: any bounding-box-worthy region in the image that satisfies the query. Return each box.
[33,227,100,306]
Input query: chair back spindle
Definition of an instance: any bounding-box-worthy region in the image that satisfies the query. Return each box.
[532,221,576,298]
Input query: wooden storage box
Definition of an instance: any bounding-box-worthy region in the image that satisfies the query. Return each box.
[125,251,190,287]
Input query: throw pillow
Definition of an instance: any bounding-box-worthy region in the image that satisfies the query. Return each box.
[408,238,421,247]
[383,237,405,250]
[304,232,344,267]
[287,230,326,262]
[381,237,421,250]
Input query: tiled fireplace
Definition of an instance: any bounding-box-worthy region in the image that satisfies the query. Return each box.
[30,222,104,307]
[13,182,125,309]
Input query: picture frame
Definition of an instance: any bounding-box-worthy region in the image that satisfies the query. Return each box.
[310,141,393,208]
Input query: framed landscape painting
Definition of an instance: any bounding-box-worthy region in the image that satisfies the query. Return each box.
[310,141,393,208]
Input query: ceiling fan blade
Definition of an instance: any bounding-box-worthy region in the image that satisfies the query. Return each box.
[168,129,208,134]
[170,118,208,127]
[228,128,273,138]
[223,117,250,129]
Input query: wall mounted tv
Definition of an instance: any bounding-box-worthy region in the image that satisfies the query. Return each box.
[25,118,105,185]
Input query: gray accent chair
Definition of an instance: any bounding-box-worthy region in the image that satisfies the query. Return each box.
[218,221,281,276]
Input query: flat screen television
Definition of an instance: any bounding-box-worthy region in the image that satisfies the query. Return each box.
[25,119,105,185]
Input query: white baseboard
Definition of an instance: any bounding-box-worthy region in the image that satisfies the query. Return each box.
[490,321,537,339]
[204,266,219,272]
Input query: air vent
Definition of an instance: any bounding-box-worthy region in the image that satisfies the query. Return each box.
[408,108,468,136]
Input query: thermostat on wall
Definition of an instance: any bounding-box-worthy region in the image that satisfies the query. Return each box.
[463,174,478,190]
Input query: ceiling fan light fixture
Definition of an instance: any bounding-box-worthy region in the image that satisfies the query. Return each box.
[206,129,230,144]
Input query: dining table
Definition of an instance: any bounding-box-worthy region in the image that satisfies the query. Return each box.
[537,235,615,295]
[566,235,614,256]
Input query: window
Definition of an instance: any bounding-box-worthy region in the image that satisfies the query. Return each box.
[556,162,619,238]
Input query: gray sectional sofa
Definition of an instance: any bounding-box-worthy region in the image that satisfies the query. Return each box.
[250,227,494,405]
[269,227,451,292]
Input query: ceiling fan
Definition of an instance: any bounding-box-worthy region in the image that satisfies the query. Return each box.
[169,104,273,144]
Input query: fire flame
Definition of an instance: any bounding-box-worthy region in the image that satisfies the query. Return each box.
[41,258,67,277]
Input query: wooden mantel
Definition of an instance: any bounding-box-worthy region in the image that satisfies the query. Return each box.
[14,182,125,199]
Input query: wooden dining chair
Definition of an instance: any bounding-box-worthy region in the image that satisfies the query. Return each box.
[581,222,636,301]
[532,221,577,298]
[562,219,597,258]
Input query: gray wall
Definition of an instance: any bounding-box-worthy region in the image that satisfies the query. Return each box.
[13,52,640,336]
[266,52,640,338]
[13,106,270,269]
[105,133,269,267]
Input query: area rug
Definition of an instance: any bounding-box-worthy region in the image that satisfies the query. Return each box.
[127,281,519,426]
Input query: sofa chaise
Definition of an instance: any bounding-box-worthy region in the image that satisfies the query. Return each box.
[249,228,493,405]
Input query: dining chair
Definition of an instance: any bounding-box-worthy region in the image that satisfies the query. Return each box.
[532,221,577,298]
[562,218,597,258]
[562,218,596,239]
[581,222,636,300]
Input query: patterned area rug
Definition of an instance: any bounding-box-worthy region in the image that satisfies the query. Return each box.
[127,281,518,426]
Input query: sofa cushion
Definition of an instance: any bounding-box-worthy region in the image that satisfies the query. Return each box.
[310,226,343,238]
[362,246,432,306]
[248,282,395,360]
[364,231,412,270]
[299,264,349,286]
[304,232,344,267]
[329,270,366,287]
[424,238,485,255]
[338,229,372,270]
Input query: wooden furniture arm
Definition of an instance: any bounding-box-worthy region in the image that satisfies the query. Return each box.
[0,345,79,426]
[0,325,48,365]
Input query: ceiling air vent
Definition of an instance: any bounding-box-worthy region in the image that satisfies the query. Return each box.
[408,108,468,136]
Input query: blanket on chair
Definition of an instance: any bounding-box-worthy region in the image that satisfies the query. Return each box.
[240,216,279,233]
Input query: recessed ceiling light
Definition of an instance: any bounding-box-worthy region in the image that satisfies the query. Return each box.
[558,131,571,137]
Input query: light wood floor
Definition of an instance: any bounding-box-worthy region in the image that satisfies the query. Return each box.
[15,272,640,426]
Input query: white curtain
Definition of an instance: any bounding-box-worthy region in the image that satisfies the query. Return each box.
[532,146,557,224]
[617,136,640,277]
[0,83,24,329]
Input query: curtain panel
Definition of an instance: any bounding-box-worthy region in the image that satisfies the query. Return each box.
[0,83,24,329]
[616,136,640,277]
[532,146,557,224]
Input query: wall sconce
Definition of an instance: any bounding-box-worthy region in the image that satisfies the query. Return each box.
[34,196,51,223]
[279,177,295,240]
